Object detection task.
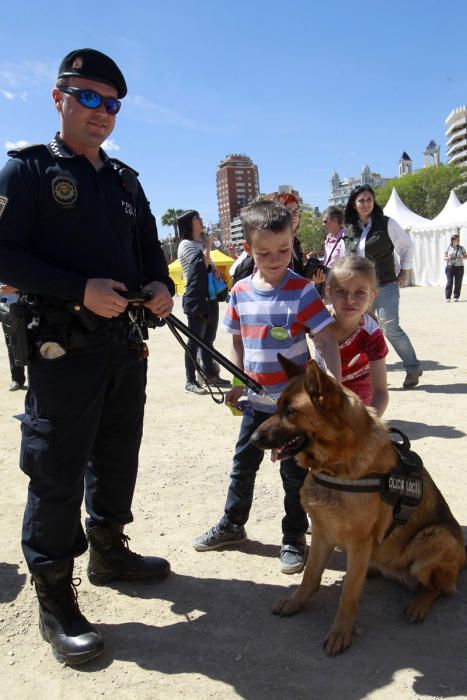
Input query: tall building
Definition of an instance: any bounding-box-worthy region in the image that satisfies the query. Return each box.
[328,164,392,207]
[216,154,260,241]
[445,106,467,175]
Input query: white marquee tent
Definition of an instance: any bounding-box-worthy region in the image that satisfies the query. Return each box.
[383,188,467,286]
[383,188,432,229]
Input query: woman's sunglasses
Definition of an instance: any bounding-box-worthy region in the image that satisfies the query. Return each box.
[60,87,121,115]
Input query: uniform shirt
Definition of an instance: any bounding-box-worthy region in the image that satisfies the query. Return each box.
[316,312,388,406]
[223,269,333,413]
[0,134,174,302]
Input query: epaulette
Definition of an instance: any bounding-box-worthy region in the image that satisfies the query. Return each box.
[7,144,48,158]
[109,158,139,177]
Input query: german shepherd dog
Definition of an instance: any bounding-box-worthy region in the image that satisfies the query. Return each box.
[251,356,466,656]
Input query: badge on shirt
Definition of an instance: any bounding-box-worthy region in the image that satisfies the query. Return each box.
[269,326,289,341]
[52,177,78,207]
[0,195,8,219]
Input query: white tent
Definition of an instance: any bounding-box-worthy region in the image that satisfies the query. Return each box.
[430,189,461,226]
[384,188,466,286]
[383,188,432,228]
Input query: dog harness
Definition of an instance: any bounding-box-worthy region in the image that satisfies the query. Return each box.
[312,428,423,537]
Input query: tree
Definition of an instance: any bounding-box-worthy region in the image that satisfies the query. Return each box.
[161,208,184,240]
[297,211,325,255]
[375,164,465,219]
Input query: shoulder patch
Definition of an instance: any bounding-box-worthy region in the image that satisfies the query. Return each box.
[7,143,47,158]
[0,195,8,220]
[110,158,139,177]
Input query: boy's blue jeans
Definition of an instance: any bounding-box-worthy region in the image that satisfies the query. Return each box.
[220,409,308,544]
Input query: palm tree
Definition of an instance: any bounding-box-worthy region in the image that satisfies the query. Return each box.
[161,208,184,240]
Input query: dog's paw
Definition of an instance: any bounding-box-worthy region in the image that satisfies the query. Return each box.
[324,625,353,656]
[405,597,429,623]
[272,596,303,616]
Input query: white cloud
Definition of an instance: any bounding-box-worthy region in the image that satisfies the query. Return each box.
[0,61,56,88]
[126,94,196,129]
[102,139,120,152]
[5,140,30,151]
[1,89,28,101]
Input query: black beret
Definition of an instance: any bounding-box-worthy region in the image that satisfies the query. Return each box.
[58,48,127,98]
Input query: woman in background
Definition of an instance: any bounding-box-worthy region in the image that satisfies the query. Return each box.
[444,233,466,302]
[177,210,230,394]
[344,185,422,389]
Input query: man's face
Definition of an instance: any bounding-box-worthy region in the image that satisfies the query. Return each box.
[53,77,118,149]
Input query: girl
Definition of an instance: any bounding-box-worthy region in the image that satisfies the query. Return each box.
[317,255,389,416]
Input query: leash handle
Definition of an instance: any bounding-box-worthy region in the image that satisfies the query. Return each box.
[166,314,275,402]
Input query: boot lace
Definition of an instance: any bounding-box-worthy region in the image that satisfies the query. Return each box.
[119,533,144,562]
[32,575,82,616]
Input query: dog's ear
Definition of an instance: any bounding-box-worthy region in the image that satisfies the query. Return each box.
[278,353,305,378]
[304,360,342,410]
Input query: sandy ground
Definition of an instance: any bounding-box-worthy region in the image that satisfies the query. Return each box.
[1,286,467,700]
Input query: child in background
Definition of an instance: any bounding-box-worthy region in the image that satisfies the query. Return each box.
[193,200,341,574]
[317,255,389,416]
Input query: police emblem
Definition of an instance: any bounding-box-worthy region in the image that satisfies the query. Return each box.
[0,195,8,219]
[72,57,83,70]
[52,177,78,207]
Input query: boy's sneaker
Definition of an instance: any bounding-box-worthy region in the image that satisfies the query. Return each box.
[193,523,247,551]
[280,542,307,574]
[185,381,208,395]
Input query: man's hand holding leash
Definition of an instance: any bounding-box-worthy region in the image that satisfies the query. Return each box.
[84,278,129,318]
[142,281,174,319]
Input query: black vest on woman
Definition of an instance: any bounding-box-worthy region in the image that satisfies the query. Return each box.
[345,214,396,286]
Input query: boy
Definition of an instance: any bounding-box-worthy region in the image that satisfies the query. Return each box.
[193,201,341,573]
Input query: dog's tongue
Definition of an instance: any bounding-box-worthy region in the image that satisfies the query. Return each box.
[271,448,280,463]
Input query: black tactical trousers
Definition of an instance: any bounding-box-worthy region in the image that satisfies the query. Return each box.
[19,321,147,572]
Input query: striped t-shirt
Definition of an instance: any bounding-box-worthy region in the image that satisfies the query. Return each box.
[177,239,204,280]
[223,269,333,413]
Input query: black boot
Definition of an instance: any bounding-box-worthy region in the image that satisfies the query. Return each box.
[87,524,170,586]
[32,561,104,665]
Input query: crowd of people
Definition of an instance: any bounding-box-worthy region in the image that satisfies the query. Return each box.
[0,45,462,669]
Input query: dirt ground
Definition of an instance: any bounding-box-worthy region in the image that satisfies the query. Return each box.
[1,286,466,700]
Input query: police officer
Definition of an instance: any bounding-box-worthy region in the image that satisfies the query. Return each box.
[0,49,175,665]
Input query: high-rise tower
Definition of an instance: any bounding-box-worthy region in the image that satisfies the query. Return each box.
[216,154,260,241]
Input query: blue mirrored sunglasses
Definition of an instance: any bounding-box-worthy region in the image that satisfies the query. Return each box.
[59,87,121,115]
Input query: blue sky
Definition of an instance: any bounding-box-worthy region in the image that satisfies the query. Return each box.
[1,0,467,238]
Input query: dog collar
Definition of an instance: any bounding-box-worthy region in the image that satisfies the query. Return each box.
[312,472,382,492]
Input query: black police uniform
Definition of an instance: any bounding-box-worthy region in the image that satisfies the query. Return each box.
[0,134,175,572]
